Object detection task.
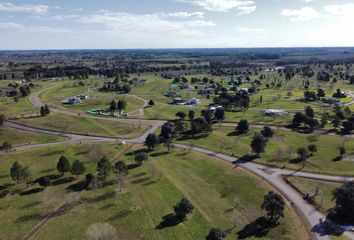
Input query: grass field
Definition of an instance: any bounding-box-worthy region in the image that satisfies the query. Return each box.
[0,127,63,146]
[13,113,149,138]
[286,176,341,213]
[0,144,308,240]
[176,126,354,176]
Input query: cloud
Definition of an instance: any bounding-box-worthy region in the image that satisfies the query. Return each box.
[166,11,204,18]
[236,27,264,33]
[178,0,256,13]
[0,22,24,29]
[281,7,319,21]
[0,2,48,14]
[324,3,354,16]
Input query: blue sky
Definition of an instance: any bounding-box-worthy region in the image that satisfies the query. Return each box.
[0,0,354,50]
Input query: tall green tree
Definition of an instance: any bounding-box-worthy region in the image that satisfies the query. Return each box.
[57,156,71,175]
[145,134,159,150]
[250,133,267,156]
[71,160,85,177]
[174,198,194,220]
[261,191,285,223]
[97,156,112,179]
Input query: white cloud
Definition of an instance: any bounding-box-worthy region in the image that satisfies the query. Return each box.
[179,0,256,13]
[236,27,264,33]
[0,2,48,15]
[236,5,256,16]
[166,11,204,18]
[281,7,319,21]
[0,22,24,29]
[324,3,354,16]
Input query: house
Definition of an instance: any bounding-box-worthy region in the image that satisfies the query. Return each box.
[62,97,81,105]
[170,98,186,105]
[186,98,200,105]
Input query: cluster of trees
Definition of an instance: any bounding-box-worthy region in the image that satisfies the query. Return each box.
[331,181,354,224]
[292,106,319,130]
[214,90,250,111]
[10,162,31,187]
[0,142,13,152]
[100,78,132,94]
[40,105,50,116]
[109,100,127,115]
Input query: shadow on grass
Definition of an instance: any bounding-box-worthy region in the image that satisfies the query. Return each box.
[235,154,259,164]
[176,133,209,141]
[52,176,76,186]
[131,177,151,184]
[41,150,65,157]
[150,151,169,157]
[16,213,43,223]
[156,213,184,230]
[21,201,41,209]
[20,188,44,196]
[237,217,278,239]
[84,191,116,204]
[66,180,86,192]
[332,156,343,162]
[227,131,248,137]
[125,148,147,156]
[0,183,13,191]
[108,209,131,221]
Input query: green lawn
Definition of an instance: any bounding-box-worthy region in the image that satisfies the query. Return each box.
[0,145,308,240]
[176,126,354,176]
[286,176,341,213]
[0,127,63,146]
[13,113,148,138]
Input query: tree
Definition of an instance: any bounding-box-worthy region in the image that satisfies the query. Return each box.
[214,108,225,123]
[145,134,159,150]
[308,144,317,156]
[261,126,274,139]
[114,161,127,174]
[40,105,50,116]
[148,100,155,107]
[332,181,354,222]
[191,118,211,134]
[201,109,213,123]
[342,121,354,134]
[261,191,285,222]
[174,197,194,220]
[250,133,267,156]
[317,88,326,98]
[0,114,5,127]
[292,112,305,126]
[22,167,31,188]
[332,116,341,129]
[97,156,112,179]
[85,173,94,189]
[38,176,51,188]
[135,152,148,166]
[71,160,85,177]
[176,111,186,120]
[109,100,117,114]
[160,121,175,142]
[1,142,13,153]
[188,110,195,122]
[10,162,26,183]
[122,84,131,93]
[305,106,315,118]
[339,146,346,159]
[117,100,127,113]
[297,147,309,168]
[236,119,249,134]
[206,227,226,240]
[57,156,71,175]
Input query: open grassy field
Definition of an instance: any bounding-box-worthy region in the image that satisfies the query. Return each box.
[13,113,149,138]
[40,84,144,114]
[176,126,354,176]
[286,176,341,213]
[0,144,308,240]
[0,127,63,146]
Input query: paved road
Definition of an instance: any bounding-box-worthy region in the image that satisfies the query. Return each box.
[7,87,354,240]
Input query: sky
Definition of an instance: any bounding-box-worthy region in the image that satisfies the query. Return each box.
[0,0,354,50]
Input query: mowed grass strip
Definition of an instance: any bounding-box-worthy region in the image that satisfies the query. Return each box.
[0,127,63,146]
[13,113,148,138]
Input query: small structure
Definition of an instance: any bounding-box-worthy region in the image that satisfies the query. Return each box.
[164,92,181,98]
[186,98,200,105]
[262,109,287,117]
[320,98,340,104]
[170,98,186,105]
[62,97,81,105]
[208,104,223,112]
